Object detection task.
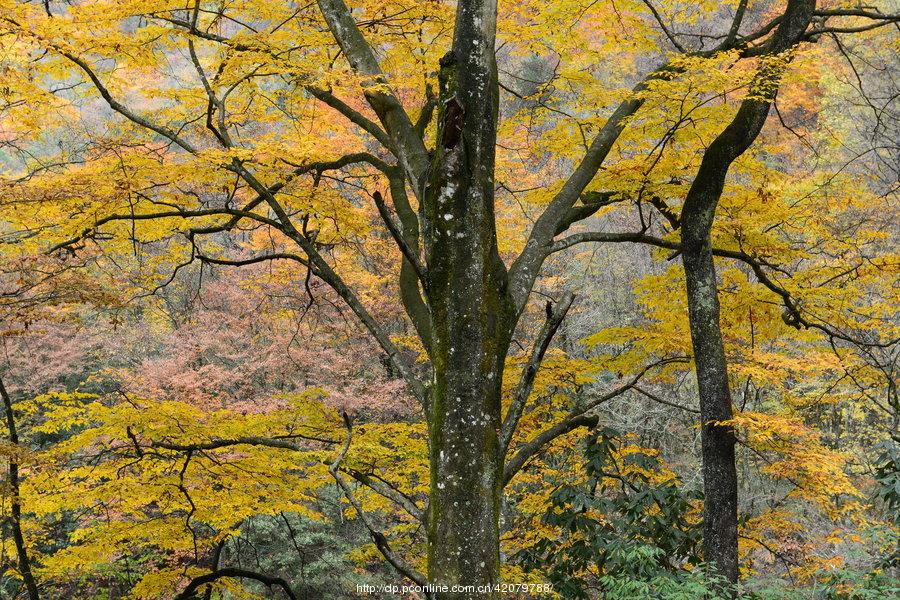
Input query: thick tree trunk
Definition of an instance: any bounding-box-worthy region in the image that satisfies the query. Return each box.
[0,377,41,600]
[425,327,508,596]
[420,2,510,596]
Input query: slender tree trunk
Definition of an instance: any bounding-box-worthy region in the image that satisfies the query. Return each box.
[678,1,815,586]
[0,377,40,600]
[421,1,511,595]
[681,222,739,584]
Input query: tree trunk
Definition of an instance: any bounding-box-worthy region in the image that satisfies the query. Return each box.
[421,1,511,595]
[681,231,739,584]
[0,377,41,600]
[678,1,815,586]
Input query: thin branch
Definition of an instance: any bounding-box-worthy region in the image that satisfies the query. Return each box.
[231,163,427,404]
[49,207,283,254]
[187,38,232,147]
[632,384,700,413]
[641,0,686,52]
[305,87,394,150]
[372,191,427,286]
[344,468,424,521]
[500,291,575,453]
[503,358,687,485]
[554,191,620,235]
[150,434,339,453]
[196,252,310,270]
[54,48,197,154]
[550,230,896,349]
[328,413,429,591]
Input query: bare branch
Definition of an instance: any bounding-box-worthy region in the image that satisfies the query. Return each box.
[500,291,575,453]
[196,252,310,269]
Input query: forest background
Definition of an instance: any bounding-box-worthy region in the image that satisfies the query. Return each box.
[0,0,897,598]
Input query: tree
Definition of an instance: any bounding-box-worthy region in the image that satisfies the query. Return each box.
[678,0,814,582]
[0,377,40,600]
[0,0,897,596]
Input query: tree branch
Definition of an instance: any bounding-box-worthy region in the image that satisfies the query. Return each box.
[502,357,688,485]
[305,87,395,150]
[508,78,651,312]
[49,207,283,254]
[503,413,599,486]
[54,48,198,154]
[174,567,298,600]
[550,229,897,349]
[329,413,430,591]
[387,171,433,352]
[344,468,424,521]
[148,433,340,452]
[641,0,686,52]
[314,0,429,183]
[499,291,575,454]
[718,0,749,51]
[372,191,427,286]
[230,163,428,405]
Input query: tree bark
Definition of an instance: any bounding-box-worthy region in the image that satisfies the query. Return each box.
[679,0,815,585]
[420,1,512,596]
[0,377,40,600]
[681,230,740,584]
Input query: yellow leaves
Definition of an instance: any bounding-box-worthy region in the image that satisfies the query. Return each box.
[726,411,862,517]
[503,347,596,400]
[17,391,97,435]
[19,389,348,585]
[612,441,676,485]
[391,334,428,362]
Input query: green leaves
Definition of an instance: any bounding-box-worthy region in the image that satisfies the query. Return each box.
[517,428,707,598]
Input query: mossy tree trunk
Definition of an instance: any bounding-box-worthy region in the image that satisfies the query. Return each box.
[419,1,513,595]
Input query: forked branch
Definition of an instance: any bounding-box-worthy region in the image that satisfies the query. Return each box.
[328,413,430,591]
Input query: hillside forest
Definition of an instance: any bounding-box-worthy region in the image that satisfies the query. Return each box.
[0,0,898,598]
